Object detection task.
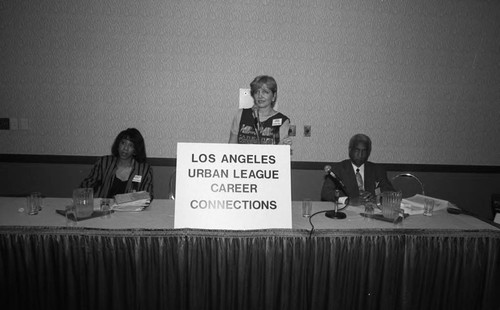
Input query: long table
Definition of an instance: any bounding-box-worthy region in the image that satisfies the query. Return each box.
[1,197,499,310]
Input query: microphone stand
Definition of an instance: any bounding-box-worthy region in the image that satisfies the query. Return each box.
[325,189,347,219]
[253,108,261,144]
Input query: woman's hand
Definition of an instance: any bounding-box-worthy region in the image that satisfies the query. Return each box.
[280,137,292,145]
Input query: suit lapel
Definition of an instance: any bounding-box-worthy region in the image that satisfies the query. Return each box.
[364,163,376,194]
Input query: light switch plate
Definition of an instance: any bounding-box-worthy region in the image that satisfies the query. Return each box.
[239,88,253,109]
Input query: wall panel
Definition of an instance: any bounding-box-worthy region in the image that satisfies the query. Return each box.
[1,0,499,165]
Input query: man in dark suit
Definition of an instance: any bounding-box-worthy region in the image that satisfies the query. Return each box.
[321,133,394,205]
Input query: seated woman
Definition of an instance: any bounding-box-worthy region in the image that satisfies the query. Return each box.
[80,128,154,199]
[229,75,291,145]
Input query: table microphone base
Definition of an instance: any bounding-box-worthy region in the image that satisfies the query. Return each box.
[325,211,347,219]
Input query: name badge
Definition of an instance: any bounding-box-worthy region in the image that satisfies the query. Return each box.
[272,118,282,126]
[132,175,142,183]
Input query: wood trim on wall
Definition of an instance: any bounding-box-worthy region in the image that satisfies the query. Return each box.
[2,154,500,174]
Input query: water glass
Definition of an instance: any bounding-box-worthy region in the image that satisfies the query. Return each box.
[423,199,435,216]
[302,199,312,217]
[30,192,43,211]
[100,198,113,218]
[26,194,39,215]
[364,202,375,220]
[73,188,94,218]
[65,204,78,226]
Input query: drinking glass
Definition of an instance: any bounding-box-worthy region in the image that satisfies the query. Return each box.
[364,202,376,220]
[423,199,435,216]
[30,192,43,211]
[302,199,312,217]
[65,204,78,226]
[26,195,38,215]
[100,198,113,218]
[72,188,94,218]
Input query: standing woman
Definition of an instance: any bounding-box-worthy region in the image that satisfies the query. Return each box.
[80,128,154,199]
[229,75,291,145]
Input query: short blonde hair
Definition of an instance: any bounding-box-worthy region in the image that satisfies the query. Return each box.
[250,75,278,106]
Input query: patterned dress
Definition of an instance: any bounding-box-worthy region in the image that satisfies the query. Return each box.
[237,108,290,144]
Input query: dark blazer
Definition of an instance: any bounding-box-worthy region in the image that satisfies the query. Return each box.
[80,155,154,199]
[321,159,394,202]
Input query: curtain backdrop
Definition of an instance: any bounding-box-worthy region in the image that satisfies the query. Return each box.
[1,227,499,310]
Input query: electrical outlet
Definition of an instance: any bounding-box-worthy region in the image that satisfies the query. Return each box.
[304,125,311,137]
[0,118,9,130]
[288,125,296,136]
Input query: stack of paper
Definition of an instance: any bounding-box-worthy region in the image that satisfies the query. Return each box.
[400,194,450,215]
[113,191,151,212]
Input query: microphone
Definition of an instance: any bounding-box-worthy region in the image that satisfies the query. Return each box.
[324,165,348,196]
[252,106,261,143]
[252,106,259,124]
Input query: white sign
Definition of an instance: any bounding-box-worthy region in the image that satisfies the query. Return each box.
[174,142,292,230]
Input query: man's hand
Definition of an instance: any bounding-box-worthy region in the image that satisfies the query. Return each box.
[359,190,373,201]
[349,191,373,206]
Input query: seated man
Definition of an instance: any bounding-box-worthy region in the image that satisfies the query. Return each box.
[321,133,394,205]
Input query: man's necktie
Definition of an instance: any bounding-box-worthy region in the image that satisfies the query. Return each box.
[356,168,364,191]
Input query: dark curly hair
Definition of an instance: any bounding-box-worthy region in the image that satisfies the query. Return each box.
[111,128,147,163]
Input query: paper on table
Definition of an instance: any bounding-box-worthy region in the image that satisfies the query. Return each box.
[113,191,151,212]
[112,199,150,212]
[114,191,150,204]
[401,194,450,215]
